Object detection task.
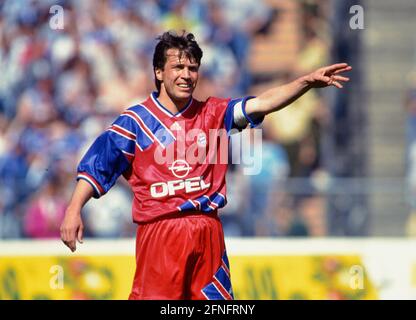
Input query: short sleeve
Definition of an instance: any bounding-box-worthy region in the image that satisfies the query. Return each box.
[76,112,140,198]
[77,132,131,198]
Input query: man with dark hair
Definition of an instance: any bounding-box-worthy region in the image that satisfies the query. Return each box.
[152,32,203,92]
[60,31,351,300]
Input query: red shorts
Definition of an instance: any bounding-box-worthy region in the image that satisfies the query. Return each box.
[128,212,234,300]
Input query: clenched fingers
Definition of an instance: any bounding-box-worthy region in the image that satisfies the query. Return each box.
[60,227,77,252]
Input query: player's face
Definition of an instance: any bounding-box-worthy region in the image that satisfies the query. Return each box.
[156,48,199,106]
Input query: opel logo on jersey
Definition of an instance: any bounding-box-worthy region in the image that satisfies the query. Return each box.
[169,159,192,178]
[150,176,211,198]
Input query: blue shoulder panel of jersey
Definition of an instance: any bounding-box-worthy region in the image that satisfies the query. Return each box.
[128,104,175,148]
[116,110,154,151]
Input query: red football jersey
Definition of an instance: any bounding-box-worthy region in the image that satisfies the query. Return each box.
[77,92,261,223]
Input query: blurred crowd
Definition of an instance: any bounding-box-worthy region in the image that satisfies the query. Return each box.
[0,0,332,239]
[405,69,416,236]
[222,0,332,237]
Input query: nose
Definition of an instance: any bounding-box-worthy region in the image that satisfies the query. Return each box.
[181,67,191,79]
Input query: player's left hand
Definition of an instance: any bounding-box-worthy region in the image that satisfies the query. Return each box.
[305,63,352,89]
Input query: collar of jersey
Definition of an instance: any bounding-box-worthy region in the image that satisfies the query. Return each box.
[150,92,193,117]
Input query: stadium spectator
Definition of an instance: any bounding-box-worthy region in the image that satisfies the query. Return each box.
[239,128,290,236]
[23,173,67,238]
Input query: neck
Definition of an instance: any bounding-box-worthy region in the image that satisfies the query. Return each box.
[156,90,190,114]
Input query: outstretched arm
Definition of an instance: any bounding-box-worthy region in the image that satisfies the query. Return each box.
[245,63,352,119]
[60,179,94,252]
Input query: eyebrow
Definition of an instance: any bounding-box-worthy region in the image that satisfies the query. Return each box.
[171,62,199,68]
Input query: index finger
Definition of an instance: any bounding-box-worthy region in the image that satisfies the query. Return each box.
[333,66,352,75]
[325,63,350,73]
[68,240,76,252]
[62,238,76,252]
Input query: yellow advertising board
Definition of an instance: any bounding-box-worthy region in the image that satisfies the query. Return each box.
[0,254,377,300]
[230,255,378,300]
[0,256,135,300]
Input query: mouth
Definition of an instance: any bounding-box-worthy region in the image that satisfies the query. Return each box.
[177,83,192,90]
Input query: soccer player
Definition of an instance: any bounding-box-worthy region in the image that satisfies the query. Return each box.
[60,31,351,300]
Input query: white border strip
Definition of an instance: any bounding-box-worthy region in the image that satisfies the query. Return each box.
[1,238,416,256]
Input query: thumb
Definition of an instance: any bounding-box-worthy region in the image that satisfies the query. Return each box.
[77,226,84,244]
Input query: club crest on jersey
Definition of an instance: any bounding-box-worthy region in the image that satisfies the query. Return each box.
[197,132,207,147]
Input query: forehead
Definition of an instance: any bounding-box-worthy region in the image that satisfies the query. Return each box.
[165,48,198,65]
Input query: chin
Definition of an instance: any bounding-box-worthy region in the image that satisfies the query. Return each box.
[176,91,193,99]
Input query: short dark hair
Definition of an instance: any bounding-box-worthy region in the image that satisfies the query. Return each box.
[153,31,203,92]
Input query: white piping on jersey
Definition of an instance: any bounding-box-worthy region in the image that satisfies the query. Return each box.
[213,275,232,300]
[112,124,136,138]
[135,141,143,152]
[136,103,176,142]
[77,173,102,197]
[203,195,217,210]
[211,281,228,300]
[188,199,198,209]
[203,193,227,210]
[121,113,154,142]
[123,110,167,150]
[201,290,210,300]
[122,150,135,157]
[107,128,136,141]
[150,92,194,118]
[194,199,201,209]
[221,261,230,277]
[216,193,226,201]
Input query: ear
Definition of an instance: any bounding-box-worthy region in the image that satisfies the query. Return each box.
[155,68,163,81]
